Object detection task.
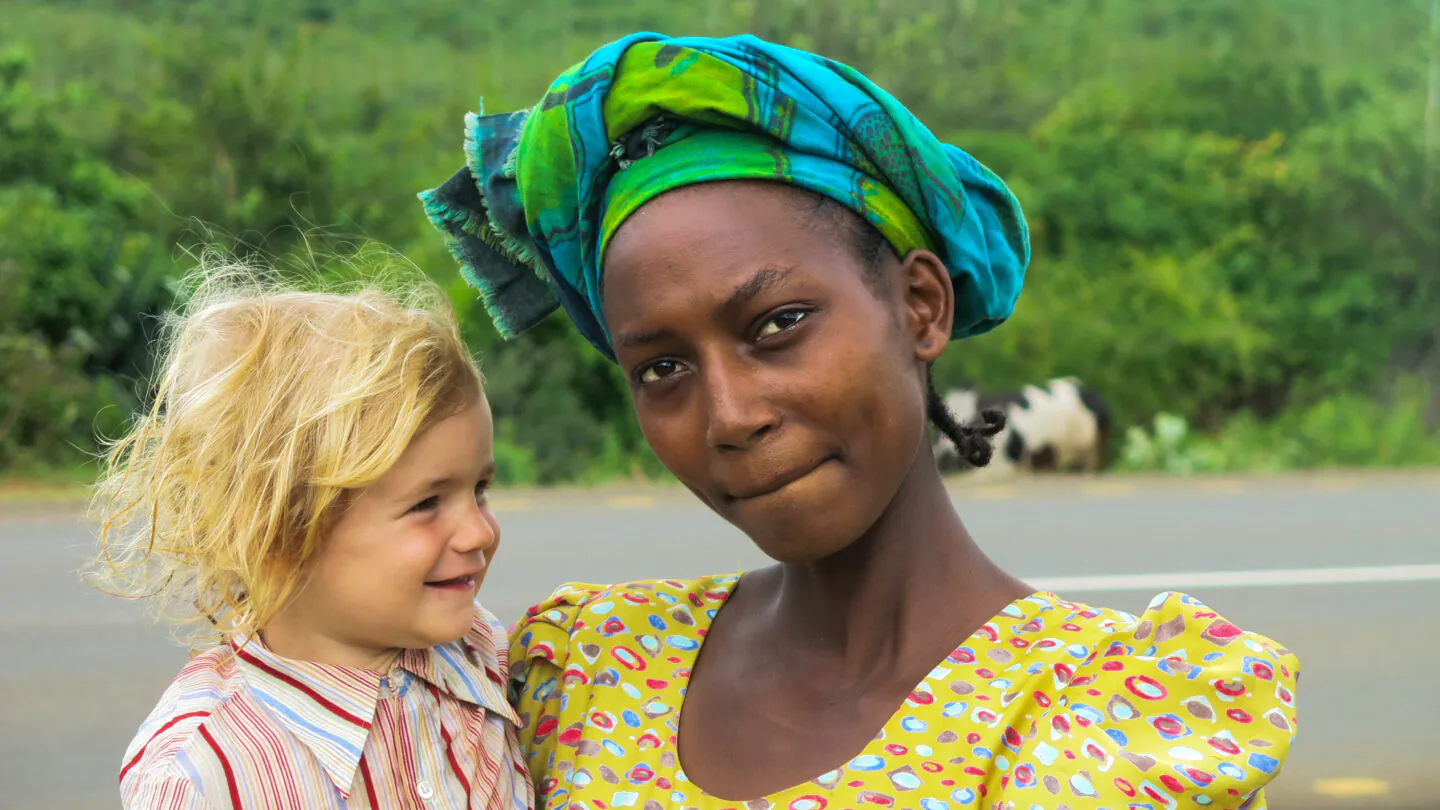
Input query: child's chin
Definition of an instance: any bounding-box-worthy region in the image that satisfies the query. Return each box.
[414,613,475,648]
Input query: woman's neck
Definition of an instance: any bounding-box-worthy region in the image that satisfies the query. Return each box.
[763,461,1028,683]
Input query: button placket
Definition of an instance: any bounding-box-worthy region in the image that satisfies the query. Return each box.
[416,683,446,806]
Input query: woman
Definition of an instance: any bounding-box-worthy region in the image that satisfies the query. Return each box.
[422,33,1298,810]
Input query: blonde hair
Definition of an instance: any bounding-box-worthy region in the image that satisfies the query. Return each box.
[86,255,484,648]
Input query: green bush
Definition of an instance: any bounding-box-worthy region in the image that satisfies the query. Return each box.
[0,45,173,469]
[3,0,1438,481]
[937,73,1437,431]
[1119,377,1440,473]
[0,331,129,471]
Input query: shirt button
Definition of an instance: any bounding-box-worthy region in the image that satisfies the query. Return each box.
[417,780,434,800]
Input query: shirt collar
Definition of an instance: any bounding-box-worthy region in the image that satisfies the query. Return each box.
[232,637,381,797]
[398,607,520,725]
[233,604,518,797]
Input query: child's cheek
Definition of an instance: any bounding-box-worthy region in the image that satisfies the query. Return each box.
[397,520,452,578]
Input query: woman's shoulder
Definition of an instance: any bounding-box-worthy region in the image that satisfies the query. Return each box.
[508,575,737,670]
[999,590,1299,806]
[1059,589,1299,678]
[1036,589,1300,736]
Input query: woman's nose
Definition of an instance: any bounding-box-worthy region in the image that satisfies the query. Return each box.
[703,357,779,451]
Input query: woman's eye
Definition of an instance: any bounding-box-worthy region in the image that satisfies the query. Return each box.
[409,495,440,514]
[756,309,809,339]
[638,359,683,385]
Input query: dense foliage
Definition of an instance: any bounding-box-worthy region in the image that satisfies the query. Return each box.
[3,0,1438,481]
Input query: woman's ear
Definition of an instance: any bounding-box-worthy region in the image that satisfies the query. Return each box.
[900,249,953,363]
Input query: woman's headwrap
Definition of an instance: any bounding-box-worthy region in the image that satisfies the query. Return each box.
[420,32,1030,361]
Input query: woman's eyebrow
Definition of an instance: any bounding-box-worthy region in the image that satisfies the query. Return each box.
[614,265,796,350]
[617,325,678,350]
[722,265,795,314]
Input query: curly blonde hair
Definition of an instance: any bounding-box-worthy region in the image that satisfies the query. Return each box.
[86,257,484,649]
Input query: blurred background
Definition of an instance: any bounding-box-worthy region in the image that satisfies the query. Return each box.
[3,0,1440,484]
[1,0,1438,808]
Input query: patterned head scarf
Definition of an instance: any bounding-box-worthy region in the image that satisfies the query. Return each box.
[420,32,1030,361]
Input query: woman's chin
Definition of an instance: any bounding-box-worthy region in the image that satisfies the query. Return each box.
[731,502,874,566]
[723,460,897,564]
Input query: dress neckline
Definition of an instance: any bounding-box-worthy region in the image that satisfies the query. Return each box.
[665,575,1067,804]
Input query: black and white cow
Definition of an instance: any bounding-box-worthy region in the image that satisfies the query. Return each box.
[933,377,1112,474]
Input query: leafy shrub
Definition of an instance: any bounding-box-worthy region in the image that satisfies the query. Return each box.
[4,0,1439,481]
[1119,377,1440,473]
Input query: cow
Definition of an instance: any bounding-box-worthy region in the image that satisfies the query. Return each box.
[933,377,1112,475]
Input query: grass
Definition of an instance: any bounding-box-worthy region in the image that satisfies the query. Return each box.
[0,461,97,505]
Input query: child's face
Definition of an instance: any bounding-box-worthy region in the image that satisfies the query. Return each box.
[266,394,500,669]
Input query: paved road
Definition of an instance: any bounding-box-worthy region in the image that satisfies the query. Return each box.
[2,472,1437,809]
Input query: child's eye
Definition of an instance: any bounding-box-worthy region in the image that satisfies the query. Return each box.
[756,309,810,340]
[474,481,490,503]
[409,495,440,514]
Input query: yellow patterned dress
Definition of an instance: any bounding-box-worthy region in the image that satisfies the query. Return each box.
[509,576,1299,810]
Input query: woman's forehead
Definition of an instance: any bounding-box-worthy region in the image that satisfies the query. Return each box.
[602,183,838,278]
[600,184,854,326]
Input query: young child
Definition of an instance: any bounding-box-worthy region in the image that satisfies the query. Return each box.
[88,261,532,810]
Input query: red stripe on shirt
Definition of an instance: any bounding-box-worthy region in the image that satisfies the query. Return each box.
[120,711,211,783]
[235,647,371,729]
[229,698,302,807]
[199,723,244,810]
[359,756,380,808]
[441,724,473,799]
[429,682,473,799]
[121,624,526,809]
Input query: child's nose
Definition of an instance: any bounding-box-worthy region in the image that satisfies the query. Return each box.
[453,497,499,554]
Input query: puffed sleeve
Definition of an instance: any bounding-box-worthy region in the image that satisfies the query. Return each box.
[1000,592,1300,810]
[507,582,610,804]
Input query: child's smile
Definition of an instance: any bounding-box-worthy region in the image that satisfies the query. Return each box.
[263,395,500,670]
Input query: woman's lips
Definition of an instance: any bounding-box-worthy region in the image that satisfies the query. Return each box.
[727,456,833,501]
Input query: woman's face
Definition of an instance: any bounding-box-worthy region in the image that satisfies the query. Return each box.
[602,181,954,563]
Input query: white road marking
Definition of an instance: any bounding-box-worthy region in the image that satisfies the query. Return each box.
[10,564,1440,632]
[1029,563,1440,593]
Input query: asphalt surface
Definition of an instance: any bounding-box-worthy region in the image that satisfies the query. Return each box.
[2,471,1437,809]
